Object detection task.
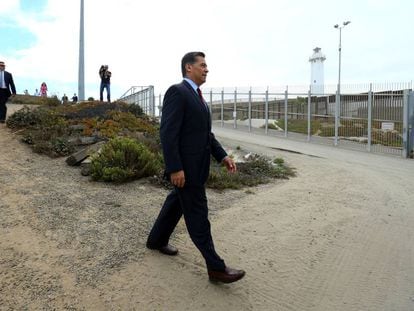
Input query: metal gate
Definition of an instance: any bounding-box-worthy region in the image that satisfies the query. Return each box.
[405,91,414,158]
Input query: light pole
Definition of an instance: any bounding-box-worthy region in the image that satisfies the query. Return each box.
[333,21,350,146]
[78,0,85,101]
[334,21,351,96]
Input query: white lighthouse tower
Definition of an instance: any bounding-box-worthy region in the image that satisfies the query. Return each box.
[309,47,326,95]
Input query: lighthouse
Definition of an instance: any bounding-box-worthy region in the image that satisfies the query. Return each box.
[309,47,326,95]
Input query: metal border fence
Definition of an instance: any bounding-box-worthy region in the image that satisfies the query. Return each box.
[153,83,414,158]
[119,86,155,116]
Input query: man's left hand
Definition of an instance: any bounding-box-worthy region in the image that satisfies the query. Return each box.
[222,156,237,173]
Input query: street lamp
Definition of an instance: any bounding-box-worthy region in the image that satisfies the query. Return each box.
[334,21,351,95]
[333,21,350,146]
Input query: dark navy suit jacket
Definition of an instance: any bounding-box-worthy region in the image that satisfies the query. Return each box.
[1,71,16,97]
[160,80,227,187]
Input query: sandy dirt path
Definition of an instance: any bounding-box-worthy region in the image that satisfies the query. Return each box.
[1,104,414,310]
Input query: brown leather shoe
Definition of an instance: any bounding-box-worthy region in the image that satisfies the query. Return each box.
[208,267,245,283]
[157,244,178,256]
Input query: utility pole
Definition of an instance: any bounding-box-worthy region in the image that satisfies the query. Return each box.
[78,0,85,101]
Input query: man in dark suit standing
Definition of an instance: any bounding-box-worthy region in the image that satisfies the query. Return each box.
[146,52,245,283]
[0,61,17,123]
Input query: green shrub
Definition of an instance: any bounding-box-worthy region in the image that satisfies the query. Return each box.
[207,155,295,190]
[6,106,66,129]
[9,94,60,106]
[273,157,284,165]
[371,130,402,147]
[91,137,163,182]
[7,106,73,156]
[277,119,320,135]
[6,106,44,129]
[27,137,73,157]
[126,103,144,117]
[51,137,75,155]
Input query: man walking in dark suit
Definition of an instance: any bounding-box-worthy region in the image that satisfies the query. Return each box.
[146,52,245,284]
[0,61,16,123]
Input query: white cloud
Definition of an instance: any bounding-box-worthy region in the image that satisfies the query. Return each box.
[2,0,414,98]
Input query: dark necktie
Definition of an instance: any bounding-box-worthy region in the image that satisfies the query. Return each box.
[197,88,204,102]
[197,88,208,111]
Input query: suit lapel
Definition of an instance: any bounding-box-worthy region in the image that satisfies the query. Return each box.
[182,80,210,114]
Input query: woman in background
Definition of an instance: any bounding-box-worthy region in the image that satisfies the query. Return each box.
[40,82,48,97]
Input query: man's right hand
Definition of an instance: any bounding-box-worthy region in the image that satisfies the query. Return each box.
[170,170,185,188]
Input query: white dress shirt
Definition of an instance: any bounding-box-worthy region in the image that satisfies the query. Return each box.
[0,71,5,89]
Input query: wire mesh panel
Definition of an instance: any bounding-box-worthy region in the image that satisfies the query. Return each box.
[309,95,337,146]
[155,83,412,157]
[119,86,155,116]
[338,92,370,152]
[370,91,404,155]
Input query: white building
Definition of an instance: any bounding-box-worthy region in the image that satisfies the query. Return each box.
[309,47,326,95]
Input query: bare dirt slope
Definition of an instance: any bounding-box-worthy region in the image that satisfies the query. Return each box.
[1,104,414,311]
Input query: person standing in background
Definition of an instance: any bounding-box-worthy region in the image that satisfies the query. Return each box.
[72,93,78,103]
[0,61,16,123]
[61,94,68,104]
[99,65,111,102]
[40,82,48,97]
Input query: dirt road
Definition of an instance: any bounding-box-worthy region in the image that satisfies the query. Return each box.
[1,104,414,310]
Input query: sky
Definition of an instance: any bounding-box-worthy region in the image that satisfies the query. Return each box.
[1,0,413,99]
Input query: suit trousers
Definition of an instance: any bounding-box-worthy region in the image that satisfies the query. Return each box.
[0,89,9,121]
[147,186,226,271]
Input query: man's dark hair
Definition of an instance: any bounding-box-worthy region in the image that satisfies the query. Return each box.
[181,52,205,77]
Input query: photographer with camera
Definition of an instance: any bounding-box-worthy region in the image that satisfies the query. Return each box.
[99,65,111,102]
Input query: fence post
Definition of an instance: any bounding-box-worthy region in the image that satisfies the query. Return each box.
[284,86,288,137]
[307,88,311,142]
[248,87,252,132]
[265,88,269,134]
[233,88,237,129]
[367,83,372,152]
[408,91,414,158]
[221,88,224,127]
[334,89,340,146]
[402,89,409,158]
[156,95,159,117]
[150,86,155,117]
[158,93,162,118]
[209,89,213,116]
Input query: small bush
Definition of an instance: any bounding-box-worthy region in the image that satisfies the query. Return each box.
[91,137,163,182]
[126,104,144,117]
[6,106,66,130]
[371,130,402,147]
[7,106,74,156]
[28,137,74,157]
[207,155,295,190]
[273,157,284,165]
[6,106,44,129]
[108,111,157,134]
[9,94,60,106]
[51,137,75,156]
[277,119,320,135]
